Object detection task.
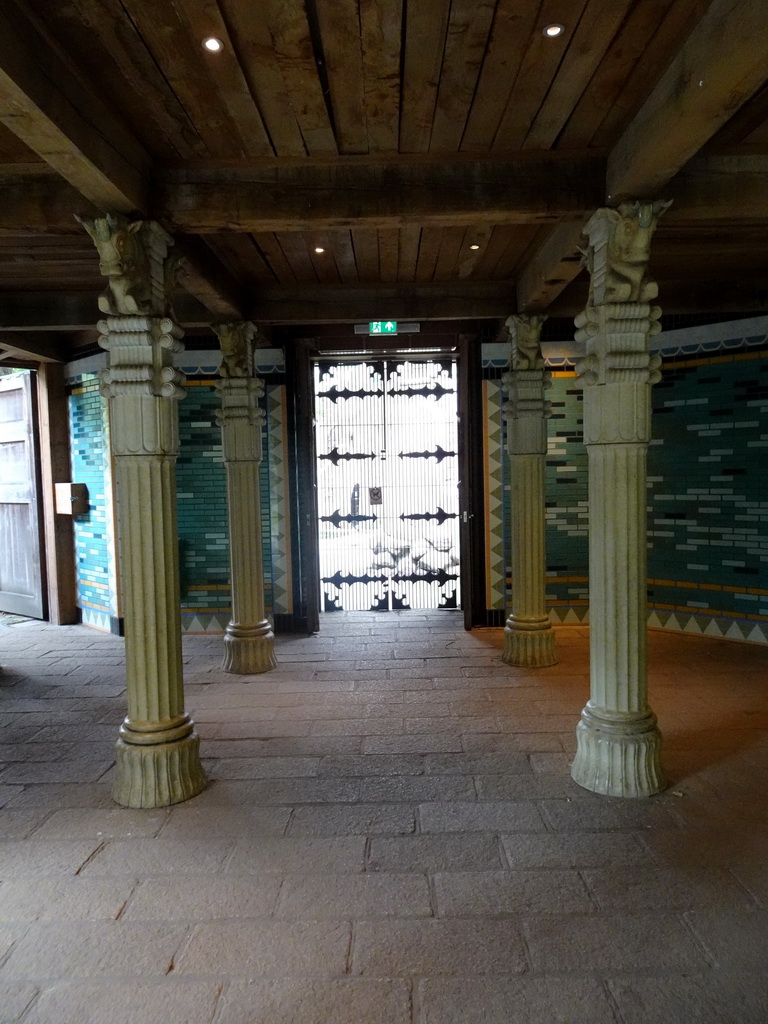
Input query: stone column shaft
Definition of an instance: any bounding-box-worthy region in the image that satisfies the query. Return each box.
[101,314,206,808]
[570,201,669,798]
[83,215,206,808]
[215,323,276,674]
[502,315,557,668]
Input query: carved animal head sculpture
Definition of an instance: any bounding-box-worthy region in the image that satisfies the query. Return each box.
[77,214,157,315]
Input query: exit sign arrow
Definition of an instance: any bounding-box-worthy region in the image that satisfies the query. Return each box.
[369,321,398,335]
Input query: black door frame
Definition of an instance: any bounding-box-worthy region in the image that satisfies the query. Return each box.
[285,329,487,632]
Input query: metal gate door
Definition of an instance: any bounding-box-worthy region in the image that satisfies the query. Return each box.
[0,372,45,617]
[315,358,460,611]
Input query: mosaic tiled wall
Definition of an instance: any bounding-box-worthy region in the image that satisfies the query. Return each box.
[175,378,291,633]
[66,351,292,636]
[647,349,768,643]
[493,343,768,643]
[543,373,590,624]
[176,381,231,633]
[68,374,119,631]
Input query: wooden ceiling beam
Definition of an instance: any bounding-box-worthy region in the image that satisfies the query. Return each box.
[0,4,149,212]
[515,221,586,313]
[666,154,768,222]
[247,282,513,322]
[157,155,606,231]
[607,0,768,202]
[0,6,246,320]
[0,332,63,363]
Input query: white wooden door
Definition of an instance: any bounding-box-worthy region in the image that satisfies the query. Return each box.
[0,372,46,617]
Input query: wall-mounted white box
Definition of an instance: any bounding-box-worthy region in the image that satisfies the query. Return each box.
[55,482,88,515]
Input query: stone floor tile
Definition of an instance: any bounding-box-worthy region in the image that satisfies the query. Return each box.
[367,834,503,872]
[362,734,463,754]
[729,862,768,907]
[246,778,362,805]
[308,718,405,736]
[121,874,282,921]
[640,826,768,866]
[4,921,188,978]
[0,877,136,922]
[159,805,290,837]
[0,810,52,840]
[582,865,755,912]
[524,913,709,971]
[278,872,431,919]
[225,836,365,874]
[434,869,593,916]
[0,839,102,877]
[0,923,28,960]
[182,781,257,807]
[539,797,683,831]
[251,737,370,763]
[0,979,37,1023]
[0,760,114,785]
[288,803,416,836]
[502,832,654,869]
[29,808,169,840]
[476,774,595,800]
[0,743,76,763]
[215,977,410,1024]
[317,754,425,776]
[357,774,474,803]
[80,837,235,876]
[416,977,616,1024]
[207,756,320,780]
[529,752,573,775]
[684,908,768,967]
[424,751,532,774]
[21,980,222,1024]
[176,920,350,976]
[405,716,498,734]
[2,783,116,810]
[608,972,768,1024]
[419,800,546,833]
[461,732,566,753]
[353,918,526,975]
[0,785,22,809]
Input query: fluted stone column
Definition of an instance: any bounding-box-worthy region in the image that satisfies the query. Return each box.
[213,322,276,674]
[502,314,557,668]
[570,201,670,798]
[82,214,206,807]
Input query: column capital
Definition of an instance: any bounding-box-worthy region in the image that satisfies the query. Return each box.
[98,316,185,457]
[582,200,671,306]
[213,320,269,378]
[502,314,551,456]
[78,214,179,317]
[504,313,548,371]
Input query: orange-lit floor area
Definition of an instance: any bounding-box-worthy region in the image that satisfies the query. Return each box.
[1,611,767,1023]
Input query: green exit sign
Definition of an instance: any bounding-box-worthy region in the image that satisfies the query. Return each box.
[369,320,397,335]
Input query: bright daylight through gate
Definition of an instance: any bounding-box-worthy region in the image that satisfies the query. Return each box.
[314,359,460,612]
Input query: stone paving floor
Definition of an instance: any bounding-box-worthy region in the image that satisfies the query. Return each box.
[1,610,767,1023]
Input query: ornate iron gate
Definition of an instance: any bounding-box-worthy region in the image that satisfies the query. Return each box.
[314,359,460,611]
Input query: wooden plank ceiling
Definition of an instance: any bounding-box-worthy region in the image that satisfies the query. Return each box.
[0,0,767,355]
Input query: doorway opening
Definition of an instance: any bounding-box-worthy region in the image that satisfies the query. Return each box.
[313,357,461,612]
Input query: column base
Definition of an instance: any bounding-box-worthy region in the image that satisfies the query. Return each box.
[570,703,666,798]
[112,731,207,808]
[502,619,558,668]
[223,620,277,674]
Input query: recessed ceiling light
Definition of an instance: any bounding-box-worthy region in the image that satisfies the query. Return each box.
[314,246,325,254]
[543,24,564,37]
[203,37,223,52]
[469,244,480,251]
